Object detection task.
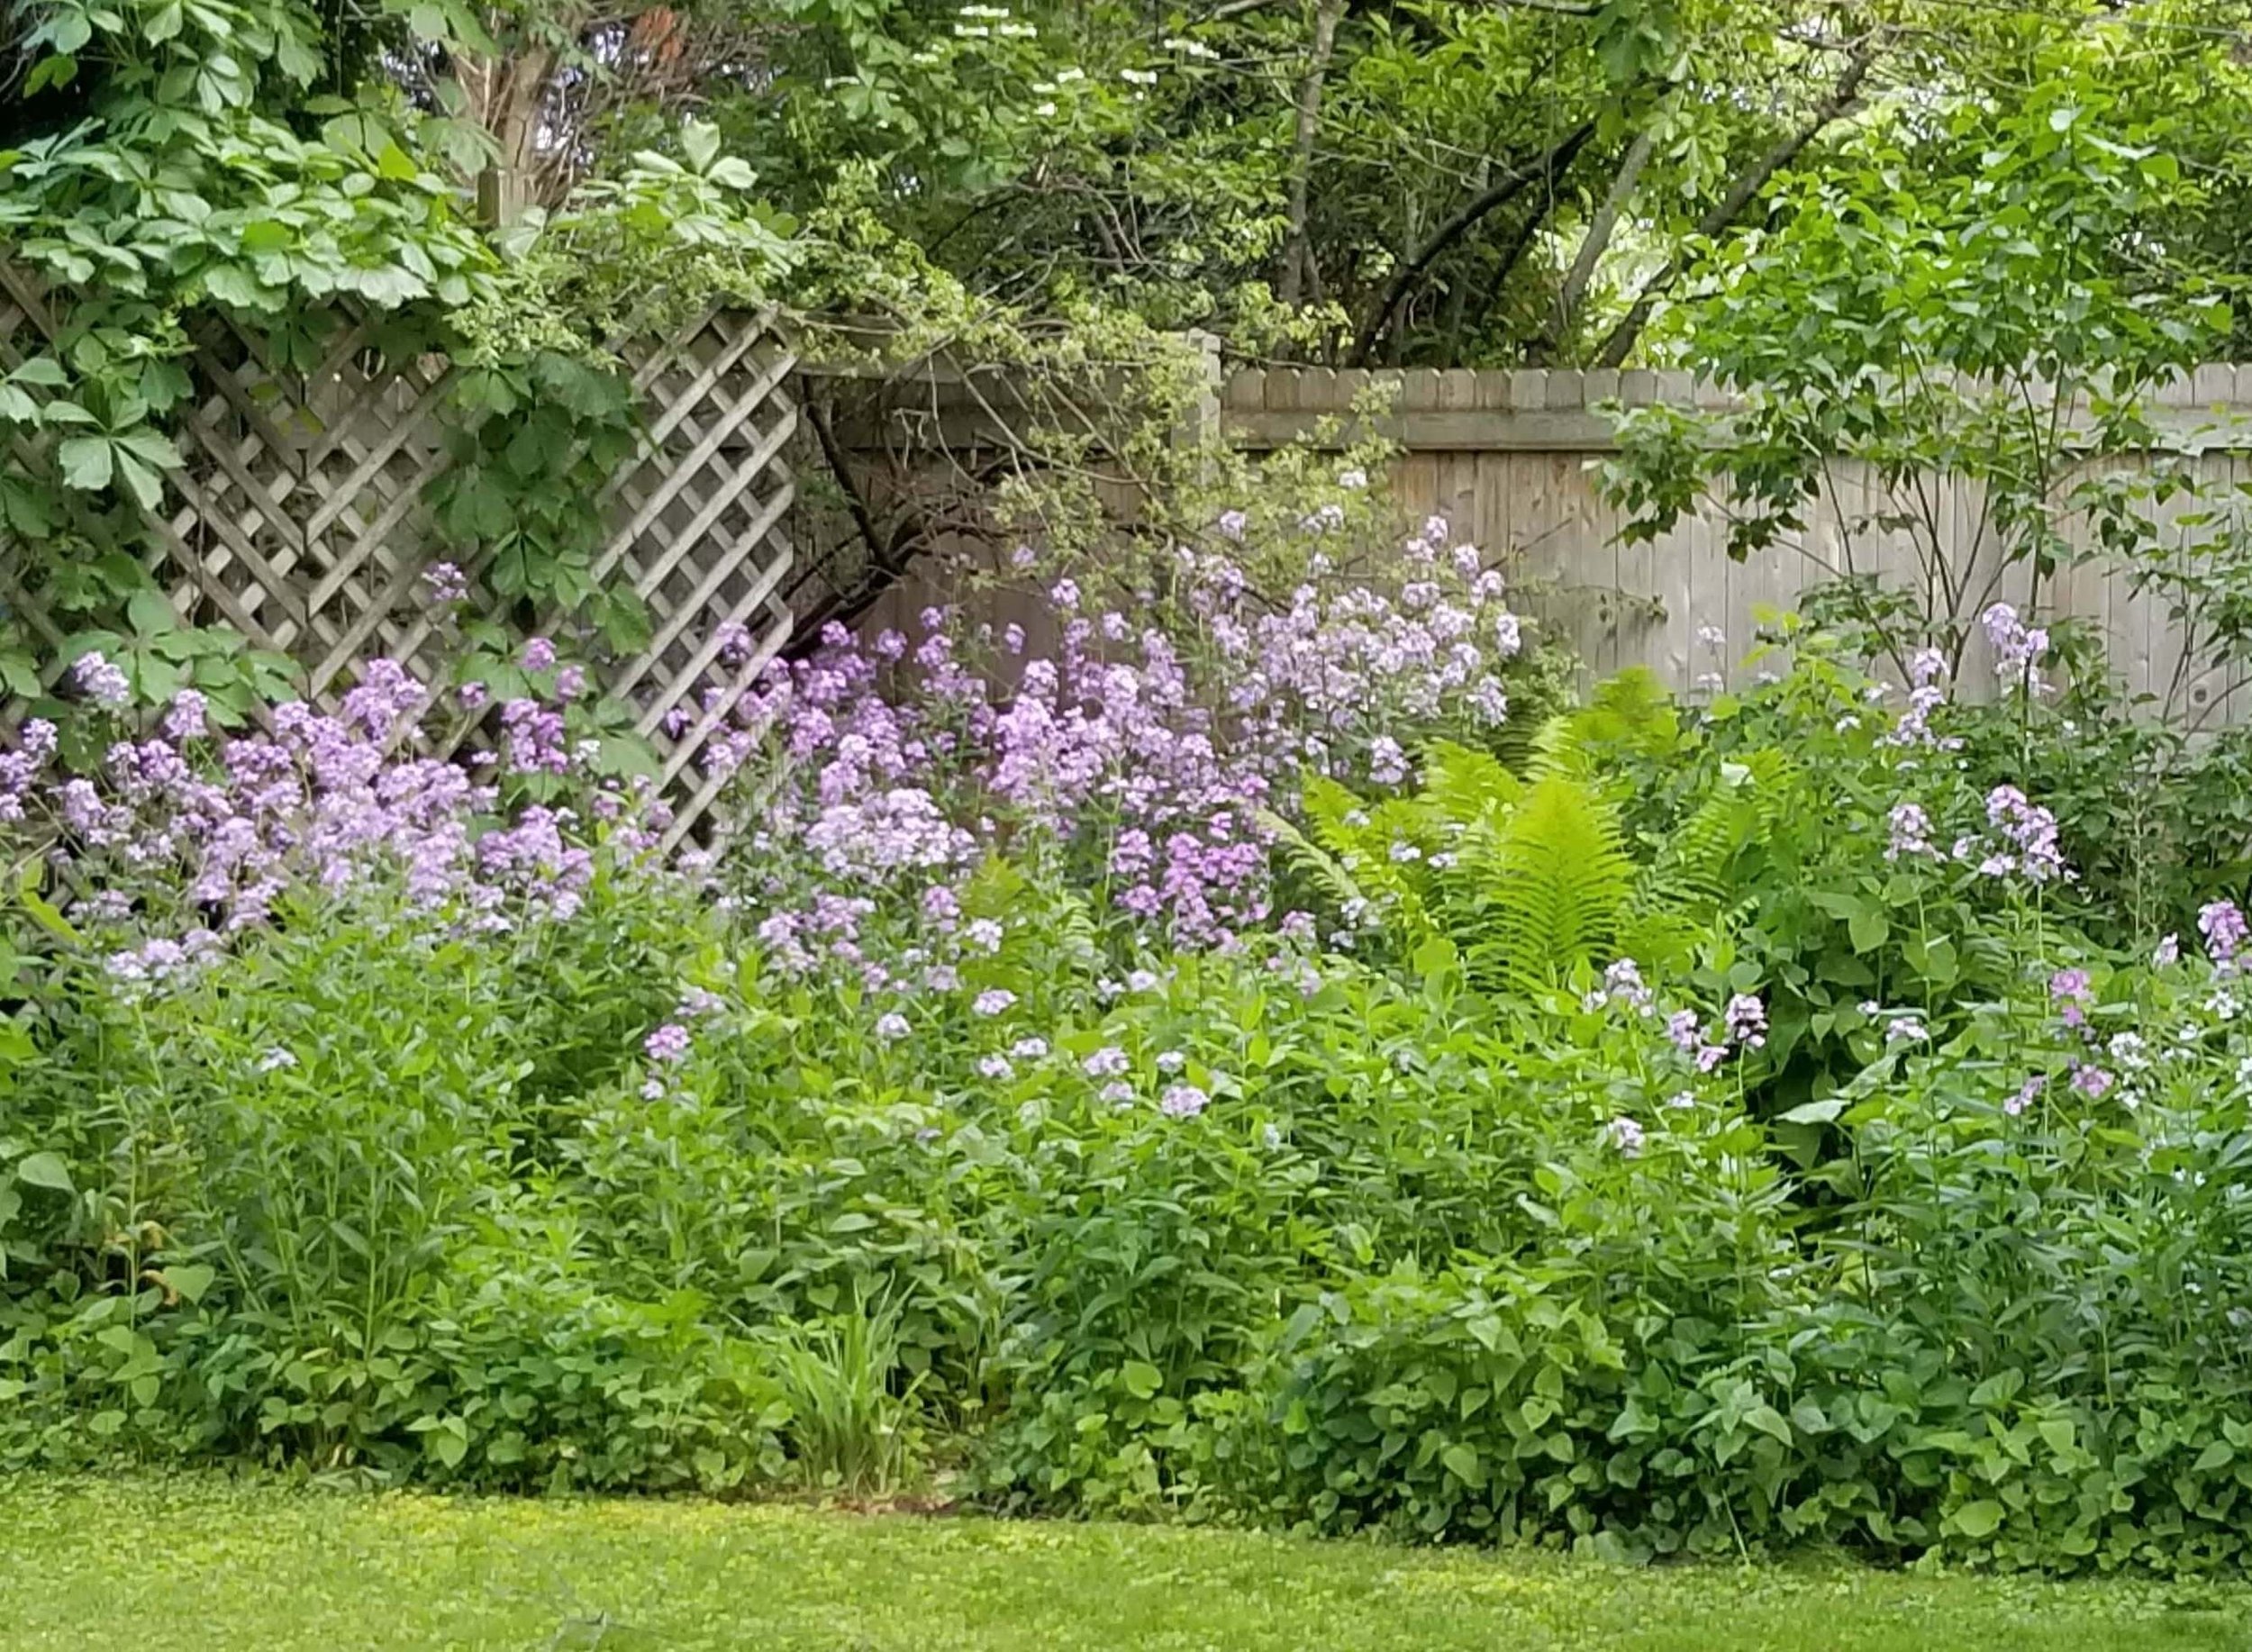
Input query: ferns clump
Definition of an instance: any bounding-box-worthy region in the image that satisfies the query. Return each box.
[1274,672,1801,996]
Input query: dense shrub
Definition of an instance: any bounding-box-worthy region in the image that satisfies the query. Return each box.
[7,505,2252,1574]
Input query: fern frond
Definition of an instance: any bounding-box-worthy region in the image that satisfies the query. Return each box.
[1528,667,1683,781]
[1452,774,1635,995]
[1259,806,1373,919]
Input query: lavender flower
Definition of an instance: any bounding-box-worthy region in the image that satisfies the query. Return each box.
[71,652,131,709]
[1980,603,2048,692]
[1084,1046,1131,1077]
[1606,1115,1645,1157]
[422,562,468,604]
[875,1012,912,1041]
[2201,900,2247,965]
[1885,802,1939,862]
[164,689,208,742]
[1982,786,2066,883]
[977,1053,1014,1080]
[972,988,1017,1017]
[1159,1084,1210,1118]
[644,1023,691,1064]
[1723,994,1766,1049]
[522,637,558,672]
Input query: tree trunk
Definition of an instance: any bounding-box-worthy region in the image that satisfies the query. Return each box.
[1277,0,1347,310]
[1594,44,1875,368]
[1539,121,1657,361]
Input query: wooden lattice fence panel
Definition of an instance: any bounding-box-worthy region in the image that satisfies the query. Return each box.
[0,277,800,842]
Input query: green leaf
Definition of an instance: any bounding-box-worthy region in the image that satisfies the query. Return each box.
[127,589,178,639]
[1439,1443,1485,1488]
[1746,1403,1794,1445]
[14,1152,74,1194]
[1949,1499,2004,1539]
[17,878,78,944]
[1120,1360,1162,1400]
[376,142,422,184]
[2193,1439,2234,1474]
[1776,1097,1847,1125]
[202,264,266,310]
[57,434,113,493]
[160,1262,216,1304]
[1848,908,1890,951]
[681,120,723,174]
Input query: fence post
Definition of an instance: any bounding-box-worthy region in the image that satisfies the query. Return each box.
[1174,330,1225,471]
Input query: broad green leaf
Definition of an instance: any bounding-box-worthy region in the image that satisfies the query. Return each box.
[14,1152,73,1194]
[57,434,113,493]
[1776,1098,1847,1125]
[127,589,178,639]
[1949,1499,2004,1539]
[1439,1443,1485,1487]
[160,1263,217,1304]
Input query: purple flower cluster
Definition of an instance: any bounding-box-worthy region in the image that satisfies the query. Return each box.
[71,652,131,709]
[2201,900,2247,966]
[1979,786,2066,883]
[1159,1083,1210,1119]
[1885,802,1939,862]
[1884,647,1961,752]
[718,515,1527,956]
[422,562,469,604]
[6,658,661,985]
[1980,604,2049,694]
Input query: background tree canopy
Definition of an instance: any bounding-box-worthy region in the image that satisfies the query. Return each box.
[13,0,2252,372]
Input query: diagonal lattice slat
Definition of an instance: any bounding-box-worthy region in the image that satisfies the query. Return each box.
[0,282,801,842]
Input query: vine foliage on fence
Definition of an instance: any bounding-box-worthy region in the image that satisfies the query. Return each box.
[0,0,797,742]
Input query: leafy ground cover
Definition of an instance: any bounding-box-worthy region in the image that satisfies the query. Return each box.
[3,1474,2247,1652]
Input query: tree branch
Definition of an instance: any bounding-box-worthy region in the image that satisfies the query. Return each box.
[1593,42,1876,368]
[1278,0,1348,310]
[1538,119,1657,361]
[1349,120,1594,368]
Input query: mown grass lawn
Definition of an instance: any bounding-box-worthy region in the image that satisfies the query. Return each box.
[2,1474,2247,1651]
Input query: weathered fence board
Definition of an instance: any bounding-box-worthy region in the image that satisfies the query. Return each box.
[1214,364,2252,721]
[11,286,2252,829]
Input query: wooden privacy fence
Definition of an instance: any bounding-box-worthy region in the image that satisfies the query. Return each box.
[1215,363,2252,720]
[0,271,804,842]
[10,274,2252,835]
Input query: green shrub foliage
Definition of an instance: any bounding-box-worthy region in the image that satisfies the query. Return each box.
[7,503,2252,1575]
